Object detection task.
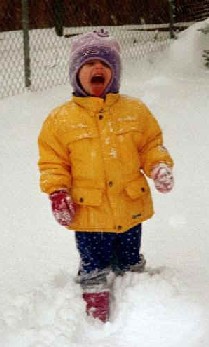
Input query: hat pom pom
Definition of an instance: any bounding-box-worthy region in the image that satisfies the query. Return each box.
[94,29,109,38]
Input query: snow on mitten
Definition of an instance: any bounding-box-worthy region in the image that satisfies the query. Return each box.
[151,163,174,193]
[49,189,76,226]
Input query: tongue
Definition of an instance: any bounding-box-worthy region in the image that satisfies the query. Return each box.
[91,84,104,97]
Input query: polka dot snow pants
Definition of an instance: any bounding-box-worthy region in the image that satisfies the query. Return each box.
[75,224,144,288]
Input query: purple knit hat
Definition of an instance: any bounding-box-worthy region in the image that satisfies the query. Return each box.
[69,29,121,97]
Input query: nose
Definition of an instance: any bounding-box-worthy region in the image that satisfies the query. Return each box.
[94,60,104,68]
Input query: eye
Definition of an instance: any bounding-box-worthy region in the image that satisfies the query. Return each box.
[101,61,110,68]
[85,61,95,66]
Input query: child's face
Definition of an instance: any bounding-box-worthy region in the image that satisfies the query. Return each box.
[78,59,112,97]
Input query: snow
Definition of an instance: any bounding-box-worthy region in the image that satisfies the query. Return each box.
[0,20,209,346]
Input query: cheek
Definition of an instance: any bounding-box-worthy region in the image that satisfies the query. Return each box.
[78,69,91,89]
[106,70,112,84]
[79,70,87,84]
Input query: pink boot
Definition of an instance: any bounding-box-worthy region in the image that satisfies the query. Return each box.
[83,291,110,322]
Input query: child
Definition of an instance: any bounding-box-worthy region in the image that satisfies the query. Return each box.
[38,30,174,322]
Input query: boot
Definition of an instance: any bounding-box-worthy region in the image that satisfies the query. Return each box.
[129,254,146,273]
[114,254,146,275]
[83,290,110,322]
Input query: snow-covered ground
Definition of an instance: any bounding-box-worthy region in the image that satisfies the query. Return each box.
[0,20,209,347]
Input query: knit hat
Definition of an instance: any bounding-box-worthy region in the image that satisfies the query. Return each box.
[69,29,121,97]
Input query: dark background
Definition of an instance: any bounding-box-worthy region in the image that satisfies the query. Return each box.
[1,0,209,32]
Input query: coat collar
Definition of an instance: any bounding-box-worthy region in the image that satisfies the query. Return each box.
[72,93,120,113]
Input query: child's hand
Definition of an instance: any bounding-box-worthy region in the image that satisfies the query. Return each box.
[49,190,76,226]
[151,163,174,193]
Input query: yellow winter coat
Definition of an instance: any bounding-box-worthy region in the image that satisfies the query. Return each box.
[38,93,173,233]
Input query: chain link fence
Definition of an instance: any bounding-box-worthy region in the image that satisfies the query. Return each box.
[0,0,209,99]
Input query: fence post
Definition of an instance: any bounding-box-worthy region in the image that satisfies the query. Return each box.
[53,0,64,37]
[22,0,31,88]
[168,0,175,39]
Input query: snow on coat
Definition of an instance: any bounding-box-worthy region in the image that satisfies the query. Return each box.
[38,93,173,232]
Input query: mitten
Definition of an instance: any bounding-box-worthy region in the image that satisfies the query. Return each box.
[49,189,76,226]
[151,163,174,193]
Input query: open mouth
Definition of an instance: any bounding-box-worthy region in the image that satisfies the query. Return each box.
[91,75,105,84]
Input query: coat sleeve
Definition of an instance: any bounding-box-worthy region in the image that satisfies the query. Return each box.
[38,115,71,195]
[139,105,174,177]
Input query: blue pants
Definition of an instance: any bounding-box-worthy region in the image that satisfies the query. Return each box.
[75,224,142,277]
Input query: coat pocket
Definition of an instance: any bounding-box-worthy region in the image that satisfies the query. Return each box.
[113,119,144,150]
[72,187,103,206]
[125,176,150,200]
[67,127,98,143]
[114,119,142,135]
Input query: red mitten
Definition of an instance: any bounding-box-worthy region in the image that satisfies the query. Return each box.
[151,163,174,193]
[49,190,76,226]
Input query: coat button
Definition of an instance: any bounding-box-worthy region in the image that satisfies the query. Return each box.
[108,181,113,187]
[79,197,84,203]
[141,187,145,192]
[99,114,104,120]
[117,225,122,231]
